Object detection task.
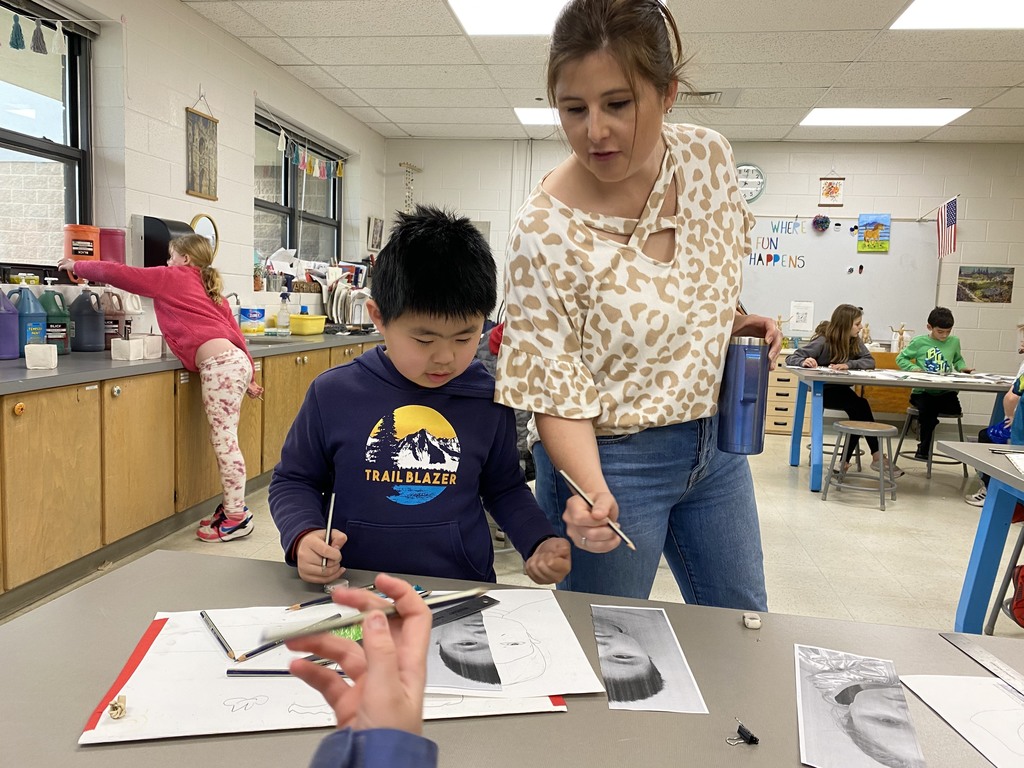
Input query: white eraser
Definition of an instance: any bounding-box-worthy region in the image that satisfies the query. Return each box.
[142,334,163,359]
[111,338,144,360]
[742,612,762,630]
[24,344,58,370]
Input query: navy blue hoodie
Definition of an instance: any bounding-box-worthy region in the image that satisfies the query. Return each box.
[269,346,556,582]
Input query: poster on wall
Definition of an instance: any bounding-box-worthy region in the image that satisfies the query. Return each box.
[789,301,814,334]
[818,177,844,207]
[957,266,1015,304]
[366,216,385,252]
[857,213,891,253]
[186,108,218,201]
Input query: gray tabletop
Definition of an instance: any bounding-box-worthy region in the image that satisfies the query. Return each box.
[787,366,1013,394]
[2,550,1023,767]
[937,440,1024,490]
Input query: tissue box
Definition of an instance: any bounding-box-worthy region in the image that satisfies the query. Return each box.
[111,338,144,361]
[24,344,58,370]
[142,334,164,359]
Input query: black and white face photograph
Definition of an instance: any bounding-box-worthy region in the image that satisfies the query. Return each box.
[795,644,925,768]
[591,605,707,713]
[426,613,502,692]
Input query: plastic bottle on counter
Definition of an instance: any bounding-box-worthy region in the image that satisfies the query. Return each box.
[276,292,291,337]
[0,290,21,360]
[68,287,107,352]
[6,286,47,357]
[39,279,72,355]
[99,291,126,349]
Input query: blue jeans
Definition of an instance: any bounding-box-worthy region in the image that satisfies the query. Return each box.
[533,416,768,611]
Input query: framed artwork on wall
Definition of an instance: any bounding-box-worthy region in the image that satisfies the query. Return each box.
[186,107,218,201]
[818,177,844,207]
[367,216,384,252]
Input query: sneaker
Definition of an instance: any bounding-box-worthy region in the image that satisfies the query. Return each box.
[964,486,987,507]
[197,514,254,542]
[870,459,904,478]
[913,448,929,461]
[200,503,249,528]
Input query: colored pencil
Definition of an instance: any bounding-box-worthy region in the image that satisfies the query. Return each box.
[558,469,637,551]
[235,637,288,663]
[321,498,336,570]
[261,587,488,644]
[287,594,335,611]
[199,610,236,660]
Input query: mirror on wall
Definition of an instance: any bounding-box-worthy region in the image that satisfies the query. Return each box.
[190,213,219,256]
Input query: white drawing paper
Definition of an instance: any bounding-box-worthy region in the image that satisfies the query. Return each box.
[591,605,707,714]
[425,589,603,699]
[902,675,1024,768]
[795,644,925,768]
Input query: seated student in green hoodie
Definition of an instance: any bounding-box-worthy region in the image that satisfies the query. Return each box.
[895,306,973,459]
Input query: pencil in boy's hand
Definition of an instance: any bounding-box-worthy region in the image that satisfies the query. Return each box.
[199,609,236,660]
[558,469,636,552]
[260,587,488,644]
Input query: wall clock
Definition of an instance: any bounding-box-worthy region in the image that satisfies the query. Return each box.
[736,163,766,203]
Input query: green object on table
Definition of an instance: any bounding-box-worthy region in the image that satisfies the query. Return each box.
[331,624,363,642]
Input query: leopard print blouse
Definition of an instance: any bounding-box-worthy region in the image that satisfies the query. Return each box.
[494,124,754,438]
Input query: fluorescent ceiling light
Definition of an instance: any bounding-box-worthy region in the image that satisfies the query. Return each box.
[449,0,569,35]
[515,107,559,125]
[891,0,1024,29]
[801,108,970,126]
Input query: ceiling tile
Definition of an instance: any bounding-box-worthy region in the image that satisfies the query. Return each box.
[379,107,517,125]
[834,61,1024,89]
[318,88,367,108]
[294,36,478,66]
[239,37,310,66]
[471,37,550,66]
[733,89,827,108]
[352,88,509,108]
[683,32,878,65]
[664,0,908,33]
[925,126,1024,143]
[396,124,529,139]
[861,30,1024,62]
[280,66,343,89]
[817,87,1008,109]
[367,122,412,138]
[673,107,808,126]
[982,88,1024,109]
[487,65,548,90]
[786,126,937,142]
[341,106,389,123]
[322,65,493,89]
[185,2,274,37]
[237,0,463,37]
[949,109,1024,127]
[693,63,850,89]
[709,125,793,141]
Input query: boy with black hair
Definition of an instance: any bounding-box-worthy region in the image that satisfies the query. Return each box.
[896,306,974,459]
[269,205,571,586]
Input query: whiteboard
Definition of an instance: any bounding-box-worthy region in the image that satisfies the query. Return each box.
[739,216,939,341]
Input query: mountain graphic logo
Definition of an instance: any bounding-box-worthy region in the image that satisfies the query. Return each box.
[365,405,461,505]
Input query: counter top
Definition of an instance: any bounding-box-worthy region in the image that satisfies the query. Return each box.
[0,332,382,396]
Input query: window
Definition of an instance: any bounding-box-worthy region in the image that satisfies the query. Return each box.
[254,115,344,267]
[0,0,92,267]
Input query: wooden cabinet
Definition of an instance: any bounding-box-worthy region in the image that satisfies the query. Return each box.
[331,342,363,368]
[261,349,331,470]
[102,372,175,543]
[174,363,264,513]
[1,385,102,589]
[861,351,911,417]
[765,363,811,436]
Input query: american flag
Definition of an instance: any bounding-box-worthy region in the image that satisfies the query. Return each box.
[937,196,957,259]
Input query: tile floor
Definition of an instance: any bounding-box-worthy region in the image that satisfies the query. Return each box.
[5,434,1024,639]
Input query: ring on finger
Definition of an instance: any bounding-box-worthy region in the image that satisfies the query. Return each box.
[580,535,587,549]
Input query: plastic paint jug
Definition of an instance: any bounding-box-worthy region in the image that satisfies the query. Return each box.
[63,224,101,285]
[99,228,126,264]
[68,288,106,352]
[717,337,770,455]
[0,290,20,360]
[99,291,127,349]
[6,287,47,357]
[39,288,72,355]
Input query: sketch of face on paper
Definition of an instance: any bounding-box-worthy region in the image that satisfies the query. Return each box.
[427,614,501,691]
[796,644,925,768]
[591,605,707,714]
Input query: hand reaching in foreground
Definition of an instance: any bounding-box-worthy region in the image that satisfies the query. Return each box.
[525,536,571,584]
[287,573,432,735]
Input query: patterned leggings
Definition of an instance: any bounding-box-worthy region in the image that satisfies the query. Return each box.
[198,347,252,517]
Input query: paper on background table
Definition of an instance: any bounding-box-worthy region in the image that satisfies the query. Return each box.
[1006,453,1024,475]
[902,675,1024,768]
[80,606,570,745]
[424,589,603,699]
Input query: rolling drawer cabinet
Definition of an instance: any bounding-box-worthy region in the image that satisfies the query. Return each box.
[2,385,102,589]
[261,349,331,470]
[174,364,264,513]
[765,358,811,436]
[102,372,175,543]
[330,342,363,367]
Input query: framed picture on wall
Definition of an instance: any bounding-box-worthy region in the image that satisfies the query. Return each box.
[367,216,385,252]
[818,177,844,207]
[185,107,218,201]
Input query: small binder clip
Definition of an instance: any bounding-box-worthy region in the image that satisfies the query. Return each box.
[727,717,759,746]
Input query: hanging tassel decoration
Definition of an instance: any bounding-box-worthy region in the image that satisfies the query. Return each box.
[52,21,67,56]
[10,14,25,49]
[31,19,46,53]
[277,128,286,152]
[336,162,344,179]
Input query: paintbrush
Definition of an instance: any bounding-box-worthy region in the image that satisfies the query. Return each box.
[558,469,636,551]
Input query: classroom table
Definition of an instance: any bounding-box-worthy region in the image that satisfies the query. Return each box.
[787,367,1012,491]
[935,440,1024,636]
[3,550,1024,767]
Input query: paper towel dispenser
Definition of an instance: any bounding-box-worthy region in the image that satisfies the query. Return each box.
[130,215,195,267]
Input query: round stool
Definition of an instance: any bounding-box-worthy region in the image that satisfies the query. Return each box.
[822,420,899,510]
[893,406,968,479]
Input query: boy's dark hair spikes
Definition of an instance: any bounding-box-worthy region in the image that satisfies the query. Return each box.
[928,306,955,329]
[371,205,497,325]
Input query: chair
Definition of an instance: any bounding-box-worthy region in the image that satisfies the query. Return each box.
[893,406,968,479]
[821,421,899,510]
[807,407,863,470]
[985,523,1024,635]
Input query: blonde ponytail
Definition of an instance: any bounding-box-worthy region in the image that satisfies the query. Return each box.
[170,234,222,304]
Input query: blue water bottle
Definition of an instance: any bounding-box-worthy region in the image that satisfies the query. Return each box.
[717,337,770,454]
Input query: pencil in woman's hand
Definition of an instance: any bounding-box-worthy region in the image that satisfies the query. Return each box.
[558,469,636,552]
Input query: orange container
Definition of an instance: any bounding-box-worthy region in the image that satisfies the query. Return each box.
[63,224,100,285]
